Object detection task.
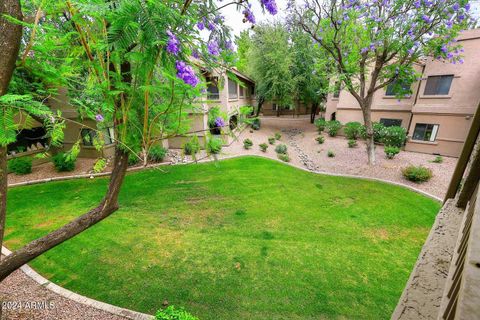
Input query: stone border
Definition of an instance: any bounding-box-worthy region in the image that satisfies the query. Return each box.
[1,246,153,320]
[4,154,442,320]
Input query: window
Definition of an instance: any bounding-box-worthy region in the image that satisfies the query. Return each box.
[228,79,238,99]
[424,75,453,95]
[380,118,402,127]
[333,81,340,98]
[412,123,439,142]
[272,103,277,111]
[206,77,219,100]
[239,85,245,98]
[385,81,411,96]
[81,127,115,146]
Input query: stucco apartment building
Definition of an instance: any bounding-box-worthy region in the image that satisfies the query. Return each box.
[325,28,480,157]
[165,68,256,149]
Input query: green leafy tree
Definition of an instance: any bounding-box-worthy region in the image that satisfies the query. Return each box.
[294,0,471,164]
[235,30,253,74]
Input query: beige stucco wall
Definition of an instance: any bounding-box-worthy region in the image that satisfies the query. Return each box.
[325,92,339,120]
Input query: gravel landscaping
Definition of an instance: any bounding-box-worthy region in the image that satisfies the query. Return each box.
[2,116,455,319]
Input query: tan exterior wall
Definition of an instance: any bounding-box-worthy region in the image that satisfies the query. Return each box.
[325,92,339,120]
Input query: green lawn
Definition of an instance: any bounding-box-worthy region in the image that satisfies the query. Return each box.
[5,156,440,319]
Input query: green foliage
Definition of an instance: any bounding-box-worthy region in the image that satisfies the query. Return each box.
[402,165,433,183]
[327,150,335,157]
[155,306,198,320]
[384,146,400,159]
[326,120,342,137]
[243,139,253,149]
[348,140,357,148]
[235,30,253,74]
[268,137,276,145]
[184,136,200,156]
[314,118,327,132]
[259,143,268,152]
[251,118,261,130]
[360,122,386,143]
[148,146,168,162]
[344,122,362,140]
[274,133,282,140]
[206,136,223,155]
[277,153,290,162]
[316,135,325,144]
[383,126,407,148]
[52,152,76,172]
[274,144,288,154]
[93,158,108,173]
[207,106,227,128]
[8,157,32,175]
[431,156,444,163]
[128,153,140,166]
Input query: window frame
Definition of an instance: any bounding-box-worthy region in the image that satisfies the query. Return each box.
[379,118,402,127]
[423,75,454,96]
[412,123,439,142]
[228,78,238,100]
[206,76,220,101]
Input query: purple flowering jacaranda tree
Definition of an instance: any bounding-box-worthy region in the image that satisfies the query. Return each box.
[293,0,471,165]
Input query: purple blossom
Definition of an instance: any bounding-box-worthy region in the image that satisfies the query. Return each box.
[243,5,256,24]
[207,22,215,31]
[166,30,180,55]
[459,58,464,64]
[225,40,234,51]
[207,40,220,56]
[361,47,369,54]
[458,14,465,21]
[452,3,460,11]
[261,0,278,15]
[441,44,448,53]
[408,48,415,55]
[465,3,471,11]
[422,15,432,23]
[192,49,200,59]
[214,117,226,128]
[95,114,104,122]
[197,22,205,30]
[175,60,199,87]
[446,20,453,28]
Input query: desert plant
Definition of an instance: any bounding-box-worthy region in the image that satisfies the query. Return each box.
[348,139,357,148]
[274,132,282,140]
[402,165,433,183]
[325,120,342,137]
[383,126,407,148]
[277,153,290,162]
[360,122,386,143]
[52,152,77,172]
[327,150,335,157]
[275,144,288,154]
[184,135,200,156]
[155,306,198,320]
[431,156,444,163]
[384,146,400,159]
[259,143,268,152]
[206,136,223,154]
[7,157,32,175]
[314,118,327,132]
[316,135,325,144]
[344,122,362,140]
[268,137,276,145]
[148,146,168,162]
[243,138,253,149]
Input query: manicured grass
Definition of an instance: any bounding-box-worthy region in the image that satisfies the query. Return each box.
[5,156,440,319]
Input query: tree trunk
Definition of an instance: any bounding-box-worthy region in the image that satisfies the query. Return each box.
[0,147,129,282]
[361,99,376,165]
[255,97,264,117]
[310,103,318,124]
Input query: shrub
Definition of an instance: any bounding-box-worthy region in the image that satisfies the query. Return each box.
[251,118,260,130]
[325,120,342,137]
[277,153,290,162]
[268,137,276,145]
[128,153,140,166]
[184,135,200,156]
[384,146,400,159]
[402,165,433,183]
[155,306,198,320]
[8,157,32,175]
[327,150,335,157]
[243,138,253,149]
[316,135,325,144]
[431,156,444,163]
[348,139,357,148]
[206,136,223,154]
[383,126,407,148]
[148,146,167,162]
[52,152,76,172]
[274,132,282,140]
[259,143,268,152]
[314,118,327,132]
[344,122,362,140]
[274,144,288,154]
[360,122,386,143]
